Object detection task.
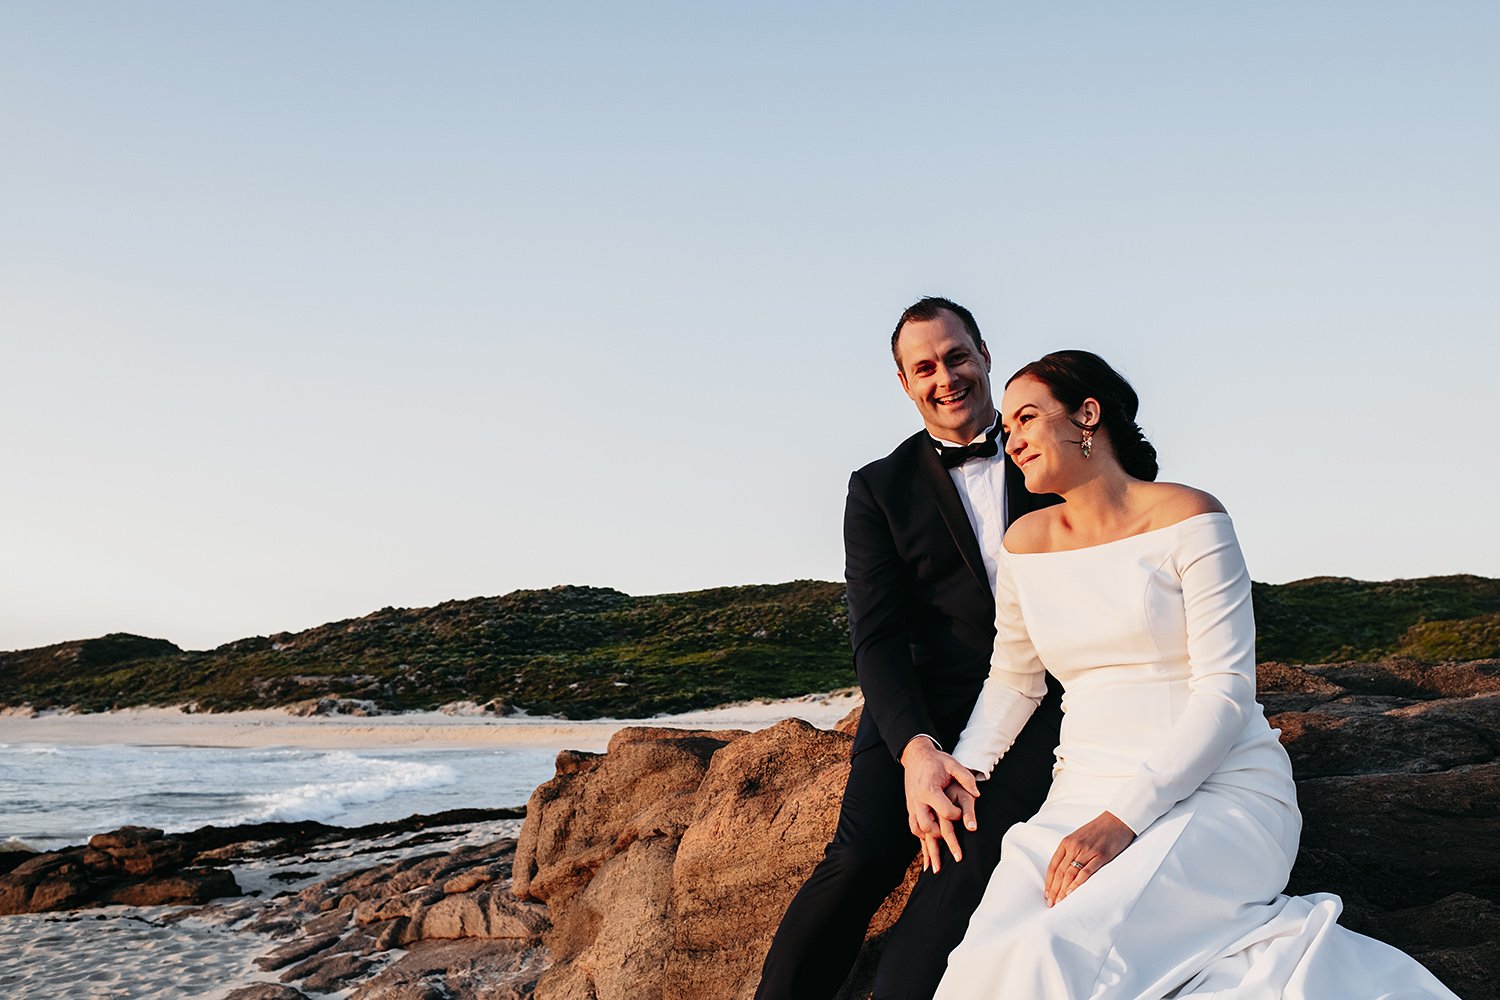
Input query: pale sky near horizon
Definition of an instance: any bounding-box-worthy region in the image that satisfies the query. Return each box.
[3,2,1497,652]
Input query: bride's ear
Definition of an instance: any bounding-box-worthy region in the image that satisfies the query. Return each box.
[1077,397,1102,429]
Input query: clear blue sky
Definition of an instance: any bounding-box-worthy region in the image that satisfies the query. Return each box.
[3,2,1497,651]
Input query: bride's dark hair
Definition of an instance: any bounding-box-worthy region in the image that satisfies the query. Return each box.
[1006,350,1159,482]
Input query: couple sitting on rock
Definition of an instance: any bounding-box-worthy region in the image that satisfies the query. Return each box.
[754,298,1460,1000]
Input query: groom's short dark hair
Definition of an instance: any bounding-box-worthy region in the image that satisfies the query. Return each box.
[890,296,986,370]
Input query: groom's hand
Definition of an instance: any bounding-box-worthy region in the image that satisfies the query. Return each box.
[901,738,981,873]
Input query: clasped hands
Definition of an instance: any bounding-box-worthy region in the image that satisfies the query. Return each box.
[901,739,1137,905]
[900,738,982,875]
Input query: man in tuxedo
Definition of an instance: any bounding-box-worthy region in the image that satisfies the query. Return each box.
[754,297,1064,1000]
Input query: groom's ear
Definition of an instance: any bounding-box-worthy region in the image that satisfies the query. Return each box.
[896,366,915,399]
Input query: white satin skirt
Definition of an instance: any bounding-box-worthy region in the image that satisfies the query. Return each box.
[932,770,1461,999]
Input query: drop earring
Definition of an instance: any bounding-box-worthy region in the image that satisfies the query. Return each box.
[1080,427,1093,459]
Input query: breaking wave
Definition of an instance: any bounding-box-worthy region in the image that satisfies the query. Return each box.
[231,752,459,825]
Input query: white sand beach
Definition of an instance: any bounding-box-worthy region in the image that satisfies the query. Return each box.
[0,689,862,752]
[0,906,277,999]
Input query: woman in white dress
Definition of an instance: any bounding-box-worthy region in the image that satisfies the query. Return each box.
[915,351,1460,999]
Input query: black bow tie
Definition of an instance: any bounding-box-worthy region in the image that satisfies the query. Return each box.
[935,434,1000,469]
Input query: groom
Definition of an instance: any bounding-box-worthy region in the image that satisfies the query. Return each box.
[755,297,1064,999]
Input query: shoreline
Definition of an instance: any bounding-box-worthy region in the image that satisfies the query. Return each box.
[0,689,861,752]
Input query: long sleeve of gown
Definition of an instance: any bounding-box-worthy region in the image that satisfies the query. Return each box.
[950,550,1046,779]
[1104,515,1258,835]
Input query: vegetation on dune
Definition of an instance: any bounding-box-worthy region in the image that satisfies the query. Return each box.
[3,575,1497,718]
[1391,610,1500,662]
[0,582,850,717]
[1251,574,1500,663]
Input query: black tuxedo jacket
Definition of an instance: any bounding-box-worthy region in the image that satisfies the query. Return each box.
[846,428,1060,759]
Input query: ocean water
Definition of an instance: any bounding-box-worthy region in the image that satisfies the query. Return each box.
[0,742,562,853]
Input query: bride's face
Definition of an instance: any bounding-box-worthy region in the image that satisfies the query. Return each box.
[1000,376,1096,493]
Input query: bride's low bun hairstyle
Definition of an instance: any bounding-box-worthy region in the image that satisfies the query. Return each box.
[1006,351,1160,482]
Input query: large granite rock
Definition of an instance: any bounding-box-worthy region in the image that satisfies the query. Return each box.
[513,727,751,999]
[509,662,1496,1000]
[512,712,917,1000]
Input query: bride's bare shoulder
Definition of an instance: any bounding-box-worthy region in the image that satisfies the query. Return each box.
[1141,482,1227,526]
[1002,507,1060,554]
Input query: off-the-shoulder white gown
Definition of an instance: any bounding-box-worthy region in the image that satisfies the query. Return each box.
[934,512,1460,999]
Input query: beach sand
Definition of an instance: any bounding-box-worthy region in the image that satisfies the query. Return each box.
[0,689,861,752]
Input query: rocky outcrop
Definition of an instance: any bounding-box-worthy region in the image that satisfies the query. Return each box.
[510,712,916,1000]
[1270,660,1500,1000]
[229,719,897,1000]
[0,807,525,919]
[508,662,1497,1000]
[0,825,238,914]
[283,697,386,717]
[223,986,314,1000]
[241,837,548,999]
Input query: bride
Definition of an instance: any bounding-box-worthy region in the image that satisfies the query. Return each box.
[913,351,1460,999]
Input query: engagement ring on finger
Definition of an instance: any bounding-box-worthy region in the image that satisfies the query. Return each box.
[1070,860,1086,870]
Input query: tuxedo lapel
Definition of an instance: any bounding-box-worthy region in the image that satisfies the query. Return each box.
[916,440,991,594]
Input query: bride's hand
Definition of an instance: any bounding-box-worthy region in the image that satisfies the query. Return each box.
[918,782,979,874]
[1044,811,1136,906]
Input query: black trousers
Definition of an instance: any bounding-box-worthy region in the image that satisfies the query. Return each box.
[754,689,1062,1000]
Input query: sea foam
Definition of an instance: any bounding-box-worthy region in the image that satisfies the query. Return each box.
[234,752,459,825]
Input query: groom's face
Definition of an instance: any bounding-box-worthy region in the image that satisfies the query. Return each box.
[895,311,995,444]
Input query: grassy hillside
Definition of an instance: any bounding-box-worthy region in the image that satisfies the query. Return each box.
[3,575,1497,718]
